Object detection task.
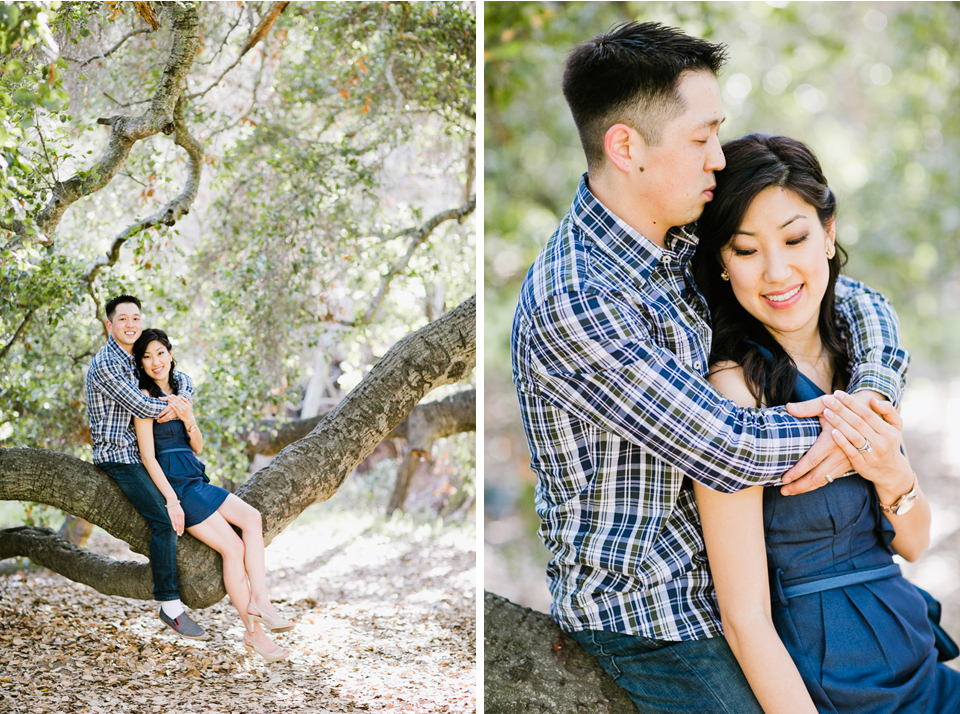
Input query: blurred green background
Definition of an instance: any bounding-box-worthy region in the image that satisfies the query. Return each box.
[483,0,960,627]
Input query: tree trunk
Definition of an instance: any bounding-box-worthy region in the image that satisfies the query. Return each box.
[386,388,476,514]
[484,591,639,714]
[0,295,476,608]
[387,446,430,514]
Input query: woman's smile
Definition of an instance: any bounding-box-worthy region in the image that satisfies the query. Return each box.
[762,283,804,308]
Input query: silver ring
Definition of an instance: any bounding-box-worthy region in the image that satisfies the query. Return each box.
[825,473,834,484]
[857,439,872,454]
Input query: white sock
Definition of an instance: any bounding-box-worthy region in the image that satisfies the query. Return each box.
[160,599,185,619]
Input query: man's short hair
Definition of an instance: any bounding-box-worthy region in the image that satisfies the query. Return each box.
[562,21,727,171]
[105,294,142,321]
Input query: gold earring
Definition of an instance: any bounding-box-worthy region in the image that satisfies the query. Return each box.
[825,243,836,259]
[720,268,729,281]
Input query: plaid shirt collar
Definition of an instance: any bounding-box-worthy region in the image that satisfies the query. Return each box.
[572,174,699,284]
[105,334,135,365]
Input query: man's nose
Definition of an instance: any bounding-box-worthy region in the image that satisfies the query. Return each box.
[706,137,725,172]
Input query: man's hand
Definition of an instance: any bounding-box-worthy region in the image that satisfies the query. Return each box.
[157,394,192,423]
[779,390,885,495]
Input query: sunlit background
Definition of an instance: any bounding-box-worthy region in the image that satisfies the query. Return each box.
[483,0,960,657]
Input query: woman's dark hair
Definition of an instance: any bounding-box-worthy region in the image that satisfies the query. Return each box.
[692,133,849,406]
[133,328,179,398]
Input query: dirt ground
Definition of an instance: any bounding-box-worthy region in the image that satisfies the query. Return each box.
[0,508,476,713]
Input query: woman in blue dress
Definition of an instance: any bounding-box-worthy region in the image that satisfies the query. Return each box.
[691,134,960,713]
[132,328,294,663]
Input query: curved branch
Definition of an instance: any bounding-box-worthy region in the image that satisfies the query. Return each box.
[0,447,223,606]
[61,27,154,67]
[0,526,154,598]
[343,195,476,327]
[81,96,204,292]
[0,309,35,362]
[240,295,476,543]
[2,3,201,253]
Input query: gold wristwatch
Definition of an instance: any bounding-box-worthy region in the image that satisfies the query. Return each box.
[879,473,919,516]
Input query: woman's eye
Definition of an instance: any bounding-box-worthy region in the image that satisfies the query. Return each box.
[732,248,755,257]
[787,235,809,246]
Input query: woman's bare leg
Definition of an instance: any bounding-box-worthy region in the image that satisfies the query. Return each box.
[215,493,284,621]
[187,511,284,654]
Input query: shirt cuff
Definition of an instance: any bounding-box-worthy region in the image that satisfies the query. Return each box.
[848,364,905,407]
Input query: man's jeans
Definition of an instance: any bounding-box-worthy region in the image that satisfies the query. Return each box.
[99,461,179,602]
[569,628,764,714]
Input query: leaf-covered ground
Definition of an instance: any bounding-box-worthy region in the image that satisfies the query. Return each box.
[0,508,476,713]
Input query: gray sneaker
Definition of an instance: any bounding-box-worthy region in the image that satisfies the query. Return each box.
[158,608,206,640]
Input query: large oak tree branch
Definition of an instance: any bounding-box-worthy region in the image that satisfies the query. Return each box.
[243,388,475,458]
[484,591,639,714]
[238,296,476,543]
[0,295,476,607]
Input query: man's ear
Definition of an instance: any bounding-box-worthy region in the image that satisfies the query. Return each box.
[603,123,644,174]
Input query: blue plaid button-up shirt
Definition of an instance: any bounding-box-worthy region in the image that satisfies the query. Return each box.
[86,336,195,465]
[511,176,909,641]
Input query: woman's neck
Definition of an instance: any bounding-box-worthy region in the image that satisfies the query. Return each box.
[764,323,834,392]
[154,377,172,395]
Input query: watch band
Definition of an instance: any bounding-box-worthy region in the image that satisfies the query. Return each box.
[879,472,919,516]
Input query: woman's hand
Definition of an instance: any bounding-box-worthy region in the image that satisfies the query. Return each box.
[166,499,185,536]
[161,394,195,425]
[820,391,914,502]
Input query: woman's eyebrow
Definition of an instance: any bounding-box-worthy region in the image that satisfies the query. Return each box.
[734,214,808,237]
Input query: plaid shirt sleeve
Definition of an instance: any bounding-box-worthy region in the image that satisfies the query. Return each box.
[834,275,909,406]
[173,370,195,400]
[88,356,166,419]
[528,288,822,494]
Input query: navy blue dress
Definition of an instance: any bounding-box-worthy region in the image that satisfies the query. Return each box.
[761,361,960,713]
[153,417,228,527]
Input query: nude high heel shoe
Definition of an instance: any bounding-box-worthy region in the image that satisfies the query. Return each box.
[247,608,295,633]
[244,632,290,663]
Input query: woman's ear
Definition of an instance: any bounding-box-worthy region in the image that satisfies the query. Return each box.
[824,216,836,243]
[603,123,645,174]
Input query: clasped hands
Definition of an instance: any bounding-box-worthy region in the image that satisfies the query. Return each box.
[156,394,193,424]
[779,389,913,498]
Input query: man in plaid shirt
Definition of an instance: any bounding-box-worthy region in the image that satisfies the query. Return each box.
[87,294,205,639]
[511,23,908,712]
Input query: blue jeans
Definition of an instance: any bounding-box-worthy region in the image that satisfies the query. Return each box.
[569,629,763,714]
[99,461,179,602]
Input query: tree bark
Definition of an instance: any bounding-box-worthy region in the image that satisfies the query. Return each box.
[484,591,639,714]
[0,295,476,608]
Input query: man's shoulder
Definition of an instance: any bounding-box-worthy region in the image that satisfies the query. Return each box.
[518,212,598,316]
[87,342,115,377]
